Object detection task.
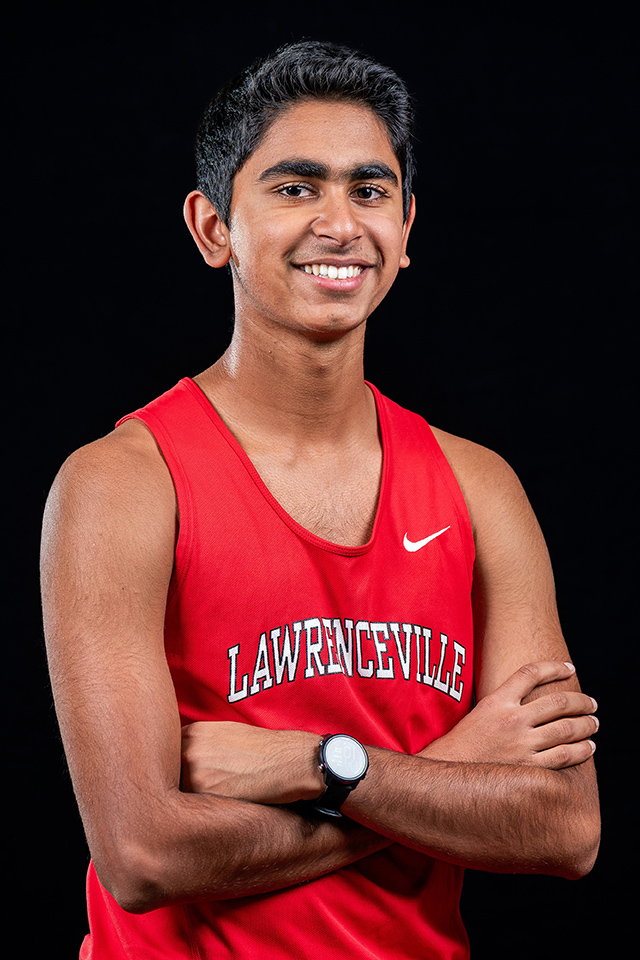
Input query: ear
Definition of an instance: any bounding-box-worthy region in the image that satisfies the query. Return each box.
[183,191,232,268]
[399,194,416,269]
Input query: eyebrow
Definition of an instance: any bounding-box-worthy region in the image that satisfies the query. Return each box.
[257,158,399,187]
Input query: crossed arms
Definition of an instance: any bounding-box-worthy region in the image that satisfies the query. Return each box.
[41,418,600,913]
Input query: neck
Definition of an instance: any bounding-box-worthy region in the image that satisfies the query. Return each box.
[196,314,374,448]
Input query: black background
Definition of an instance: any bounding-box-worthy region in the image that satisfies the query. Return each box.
[7,3,635,956]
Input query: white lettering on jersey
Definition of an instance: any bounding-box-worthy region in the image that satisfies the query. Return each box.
[270,625,300,685]
[226,616,468,705]
[450,640,466,702]
[304,617,326,678]
[355,620,375,678]
[322,618,345,675]
[371,622,394,679]
[433,632,451,693]
[250,632,274,695]
[227,644,249,703]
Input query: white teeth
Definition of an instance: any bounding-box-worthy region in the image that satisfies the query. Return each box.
[302,264,363,279]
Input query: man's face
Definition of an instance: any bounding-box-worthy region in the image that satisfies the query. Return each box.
[224,99,414,341]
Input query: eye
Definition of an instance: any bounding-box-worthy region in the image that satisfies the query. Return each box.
[352,184,388,202]
[277,183,314,199]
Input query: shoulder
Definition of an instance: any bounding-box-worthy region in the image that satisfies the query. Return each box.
[43,419,177,556]
[429,426,531,539]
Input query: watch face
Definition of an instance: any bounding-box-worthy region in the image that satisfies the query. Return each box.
[324,735,368,782]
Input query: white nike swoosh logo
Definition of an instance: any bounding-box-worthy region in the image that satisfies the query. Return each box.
[403,526,451,552]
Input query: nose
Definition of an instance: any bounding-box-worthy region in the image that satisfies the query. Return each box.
[312,188,362,246]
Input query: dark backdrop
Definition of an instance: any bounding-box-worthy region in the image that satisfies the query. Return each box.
[7,4,635,956]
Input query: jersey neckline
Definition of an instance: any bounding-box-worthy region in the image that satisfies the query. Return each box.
[182,376,390,557]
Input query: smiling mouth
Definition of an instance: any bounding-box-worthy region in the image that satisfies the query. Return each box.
[299,263,365,279]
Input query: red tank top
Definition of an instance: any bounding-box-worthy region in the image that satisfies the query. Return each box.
[81,378,475,959]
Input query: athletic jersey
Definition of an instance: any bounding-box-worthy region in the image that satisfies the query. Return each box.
[81,377,475,960]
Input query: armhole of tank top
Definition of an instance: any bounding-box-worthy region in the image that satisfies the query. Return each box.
[416,417,476,587]
[116,410,195,601]
[365,383,474,570]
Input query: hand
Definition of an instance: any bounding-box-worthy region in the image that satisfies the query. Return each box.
[181,720,324,804]
[420,661,598,769]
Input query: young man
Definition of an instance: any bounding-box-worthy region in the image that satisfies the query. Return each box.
[41,41,600,959]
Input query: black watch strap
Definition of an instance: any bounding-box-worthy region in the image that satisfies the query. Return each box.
[311,780,353,818]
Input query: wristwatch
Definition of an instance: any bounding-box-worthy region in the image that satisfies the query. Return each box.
[311,734,369,817]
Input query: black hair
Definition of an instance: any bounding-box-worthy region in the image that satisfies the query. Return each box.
[194,40,416,225]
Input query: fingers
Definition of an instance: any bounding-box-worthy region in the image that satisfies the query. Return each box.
[523,691,599,769]
[526,690,597,726]
[480,662,600,770]
[498,660,578,700]
[532,713,599,751]
[531,736,597,770]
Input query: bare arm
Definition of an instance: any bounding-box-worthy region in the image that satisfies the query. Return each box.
[349,439,599,875]
[41,422,389,914]
[183,659,598,879]
[182,437,600,878]
[341,669,598,878]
